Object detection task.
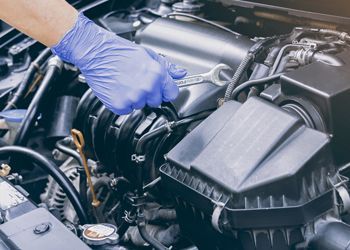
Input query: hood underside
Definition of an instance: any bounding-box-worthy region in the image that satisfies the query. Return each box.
[226,0,350,25]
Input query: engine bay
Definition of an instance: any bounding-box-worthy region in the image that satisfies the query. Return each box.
[1,0,350,249]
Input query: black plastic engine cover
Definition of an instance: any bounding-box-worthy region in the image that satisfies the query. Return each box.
[73,18,254,178]
[74,89,188,183]
[160,97,336,248]
[0,177,89,250]
[136,18,253,118]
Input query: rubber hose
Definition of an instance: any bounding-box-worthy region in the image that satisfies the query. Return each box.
[135,111,211,155]
[3,48,51,111]
[14,56,62,146]
[117,206,137,236]
[312,52,344,66]
[231,73,283,100]
[77,166,88,209]
[0,146,88,224]
[55,139,83,165]
[224,53,254,101]
[137,218,169,250]
[134,111,210,193]
[308,221,350,249]
[55,139,87,207]
[319,29,350,42]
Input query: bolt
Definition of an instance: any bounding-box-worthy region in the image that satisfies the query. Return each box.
[33,223,51,234]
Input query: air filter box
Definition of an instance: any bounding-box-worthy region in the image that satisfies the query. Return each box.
[160,97,337,249]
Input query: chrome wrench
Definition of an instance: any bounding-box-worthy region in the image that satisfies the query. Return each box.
[175,63,232,87]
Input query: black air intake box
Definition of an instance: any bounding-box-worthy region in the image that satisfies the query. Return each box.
[280,51,350,163]
[160,97,337,249]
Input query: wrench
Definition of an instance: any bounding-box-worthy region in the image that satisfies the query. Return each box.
[175,63,232,88]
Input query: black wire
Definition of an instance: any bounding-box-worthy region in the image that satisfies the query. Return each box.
[3,48,51,111]
[137,215,169,250]
[231,73,284,100]
[0,146,88,224]
[132,112,210,249]
[135,111,210,155]
[164,12,241,37]
[55,138,88,207]
[55,139,83,165]
[224,53,254,101]
[14,60,61,146]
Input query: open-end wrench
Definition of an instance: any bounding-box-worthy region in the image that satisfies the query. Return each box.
[175,63,232,88]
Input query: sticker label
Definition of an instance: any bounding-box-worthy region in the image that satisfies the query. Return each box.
[0,180,26,210]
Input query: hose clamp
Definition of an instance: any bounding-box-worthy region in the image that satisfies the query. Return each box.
[131,154,146,163]
[165,121,175,133]
[211,202,225,233]
[123,210,137,223]
[336,185,350,213]
[48,56,63,71]
[340,32,349,41]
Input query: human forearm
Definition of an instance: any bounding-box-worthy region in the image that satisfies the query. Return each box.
[0,0,77,46]
[0,1,185,115]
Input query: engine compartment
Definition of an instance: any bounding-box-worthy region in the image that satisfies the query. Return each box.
[1,0,350,249]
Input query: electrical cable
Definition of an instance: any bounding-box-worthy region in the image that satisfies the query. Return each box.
[164,12,241,37]
[55,138,83,166]
[3,48,51,111]
[224,53,254,101]
[230,73,283,100]
[14,56,63,146]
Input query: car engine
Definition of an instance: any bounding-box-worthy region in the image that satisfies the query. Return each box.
[1,0,350,249]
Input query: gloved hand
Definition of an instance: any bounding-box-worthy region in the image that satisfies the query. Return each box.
[51,13,186,115]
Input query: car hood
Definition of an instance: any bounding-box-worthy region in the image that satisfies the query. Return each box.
[227,0,350,25]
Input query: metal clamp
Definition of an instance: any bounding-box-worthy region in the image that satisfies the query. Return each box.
[131,154,146,163]
[123,210,137,223]
[339,32,349,41]
[336,185,350,213]
[48,56,63,71]
[165,121,175,133]
[211,201,226,233]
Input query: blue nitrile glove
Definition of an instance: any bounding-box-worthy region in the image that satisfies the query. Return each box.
[51,13,186,115]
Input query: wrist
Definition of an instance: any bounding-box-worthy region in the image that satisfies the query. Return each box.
[47,5,78,47]
[51,12,109,66]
